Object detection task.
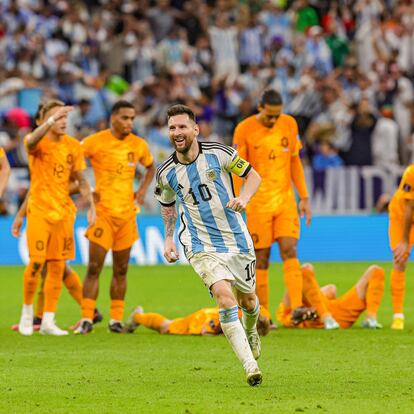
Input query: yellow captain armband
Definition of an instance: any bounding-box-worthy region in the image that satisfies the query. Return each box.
[228,155,251,177]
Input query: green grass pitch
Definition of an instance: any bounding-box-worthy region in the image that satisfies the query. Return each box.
[0,262,413,414]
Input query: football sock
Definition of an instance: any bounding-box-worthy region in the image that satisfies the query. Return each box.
[64,269,83,305]
[134,313,167,332]
[35,285,45,319]
[391,269,405,314]
[241,297,260,334]
[219,306,257,372]
[302,267,330,319]
[43,260,65,313]
[81,297,96,321]
[283,258,303,309]
[366,267,385,317]
[23,261,44,305]
[42,312,55,325]
[110,300,125,321]
[255,269,269,311]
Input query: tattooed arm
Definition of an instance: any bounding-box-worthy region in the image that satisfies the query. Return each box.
[161,204,178,263]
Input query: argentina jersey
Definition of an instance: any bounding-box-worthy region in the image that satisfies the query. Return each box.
[155,142,254,258]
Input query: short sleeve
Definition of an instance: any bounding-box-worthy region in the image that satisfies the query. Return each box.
[155,174,176,206]
[401,168,414,200]
[138,139,154,168]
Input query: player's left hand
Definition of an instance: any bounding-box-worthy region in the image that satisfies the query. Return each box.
[11,215,24,238]
[226,197,247,212]
[299,198,312,226]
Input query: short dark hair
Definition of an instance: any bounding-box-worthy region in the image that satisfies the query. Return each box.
[167,104,196,122]
[259,89,283,107]
[111,100,135,114]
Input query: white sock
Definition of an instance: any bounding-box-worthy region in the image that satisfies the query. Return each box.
[241,297,260,334]
[393,313,404,319]
[22,304,33,316]
[42,312,55,325]
[219,306,257,372]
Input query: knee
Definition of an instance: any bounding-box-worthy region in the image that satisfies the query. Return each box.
[114,262,129,279]
[325,284,337,298]
[239,294,257,312]
[214,289,236,309]
[87,261,102,278]
[393,260,407,272]
[368,265,385,280]
[280,245,297,260]
[301,263,314,273]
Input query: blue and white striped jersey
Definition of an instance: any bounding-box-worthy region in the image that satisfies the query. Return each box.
[155,142,254,259]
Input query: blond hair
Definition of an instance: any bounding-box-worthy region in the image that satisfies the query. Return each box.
[40,100,65,119]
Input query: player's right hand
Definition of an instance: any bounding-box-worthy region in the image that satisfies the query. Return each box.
[11,215,24,238]
[53,106,74,121]
[164,238,179,263]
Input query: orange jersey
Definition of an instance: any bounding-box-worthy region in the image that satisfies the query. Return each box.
[25,135,85,222]
[0,147,5,158]
[169,307,220,335]
[389,164,414,221]
[82,129,154,218]
[233,114,302,213]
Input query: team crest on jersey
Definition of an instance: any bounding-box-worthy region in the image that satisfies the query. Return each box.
[281,137,289,148]
[403,183,412,192]
[127,152,135,167]
[66,154,73,164]
[206,168,217,182]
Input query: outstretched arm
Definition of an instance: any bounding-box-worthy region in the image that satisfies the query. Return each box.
[291,155,311,226]
[226,168,261,212]
[161,204,178,263]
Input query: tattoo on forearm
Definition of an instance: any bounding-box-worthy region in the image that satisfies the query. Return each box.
[161,206,177,237]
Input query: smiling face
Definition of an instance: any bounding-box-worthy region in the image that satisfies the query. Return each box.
[168,113,199,154]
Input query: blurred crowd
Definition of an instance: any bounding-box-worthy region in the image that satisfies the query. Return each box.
[0,0,414,212]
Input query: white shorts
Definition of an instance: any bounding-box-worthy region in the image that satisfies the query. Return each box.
[190,251,256,294]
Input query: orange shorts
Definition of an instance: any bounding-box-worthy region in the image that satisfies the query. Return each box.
[26,214,75,261]
[388,217,414,251]
[246,204,300,249]
[85,212,138,252]
[327,287,366,328]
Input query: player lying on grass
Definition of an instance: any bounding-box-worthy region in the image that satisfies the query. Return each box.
[123,306,271,336]
[277,263,384,329]
[11,188,102,331]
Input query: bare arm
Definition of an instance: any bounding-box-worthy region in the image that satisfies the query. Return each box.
[72,169,96,226]
[136,163,156,205]
[0,155,10,198]
[161,204,178,263]
[394,199,414,263]
[291,155,311,226]
[226,168,261,212]
[26,106,73,150]
[11,189,30,238]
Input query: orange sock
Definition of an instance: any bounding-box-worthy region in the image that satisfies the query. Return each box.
[391,269,405,314]
[255,269,269,311]
[64,270,83,305]
[110,300,125,321]
[302,267,330,319]
[43,260,65,313]
[81,298,96,321]
[35,283,45,319]
[23,261,44,305]
[366,267,385,317]
[134,313,167,332]
[283,258,303,309]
